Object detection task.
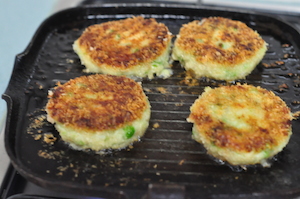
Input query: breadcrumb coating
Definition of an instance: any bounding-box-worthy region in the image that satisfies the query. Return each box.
[175,17,266,65]
[172,17,268,80]
[188,84,292,166]
[46,74,149,132]
[73,16,172,78]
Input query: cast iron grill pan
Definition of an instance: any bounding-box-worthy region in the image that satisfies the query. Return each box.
[3,4,300,199]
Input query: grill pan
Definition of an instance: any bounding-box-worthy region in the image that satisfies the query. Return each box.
[3,4,300,199]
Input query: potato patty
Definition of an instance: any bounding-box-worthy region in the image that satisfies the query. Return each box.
[46,74,151,151]
[172,17,268,81]
[73,16,173,79]
[187,84,292,166]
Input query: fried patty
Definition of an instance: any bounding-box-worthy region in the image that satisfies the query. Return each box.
[46,74,151,151]
[172,17,268,81]
[187,84,292,166]
[73,16,173,79]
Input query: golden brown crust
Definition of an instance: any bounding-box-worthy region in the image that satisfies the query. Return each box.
[188,84,292,153]
[46,74,149,132]
[76,16,172,69]
[175,17,266,66]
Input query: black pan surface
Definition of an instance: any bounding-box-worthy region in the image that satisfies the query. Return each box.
[3,4,300,199]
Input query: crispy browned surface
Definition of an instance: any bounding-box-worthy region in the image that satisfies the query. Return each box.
[76,16,172,69]
[188,84,292,153]
[46,74,148,132]
[175,17,266,66]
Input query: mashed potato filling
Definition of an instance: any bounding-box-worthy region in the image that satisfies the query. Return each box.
[55,107,150,151]
[73,40,172,79]
[172,45,266,81]
[192,125,291,167]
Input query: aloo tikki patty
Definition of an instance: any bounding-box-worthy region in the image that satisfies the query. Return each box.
[172,17,268,81]
[46,74,151,151]
[73,16,173,79]
[187,84,292,166]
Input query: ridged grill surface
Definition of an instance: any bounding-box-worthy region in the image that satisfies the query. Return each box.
[4,6,300,198]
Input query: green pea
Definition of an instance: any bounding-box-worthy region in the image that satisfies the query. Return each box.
[124,126,135,139]
[76,140,85,146]
[178,57,185,65]
[115,34,121,40]
[67,92,74,97]
[196,38,204,43]
[152,60,162,67]
[76,82,87,88]
[131,48,139,53]
[263,149,272,158]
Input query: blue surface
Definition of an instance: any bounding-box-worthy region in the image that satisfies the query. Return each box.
[0,0,57,129]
